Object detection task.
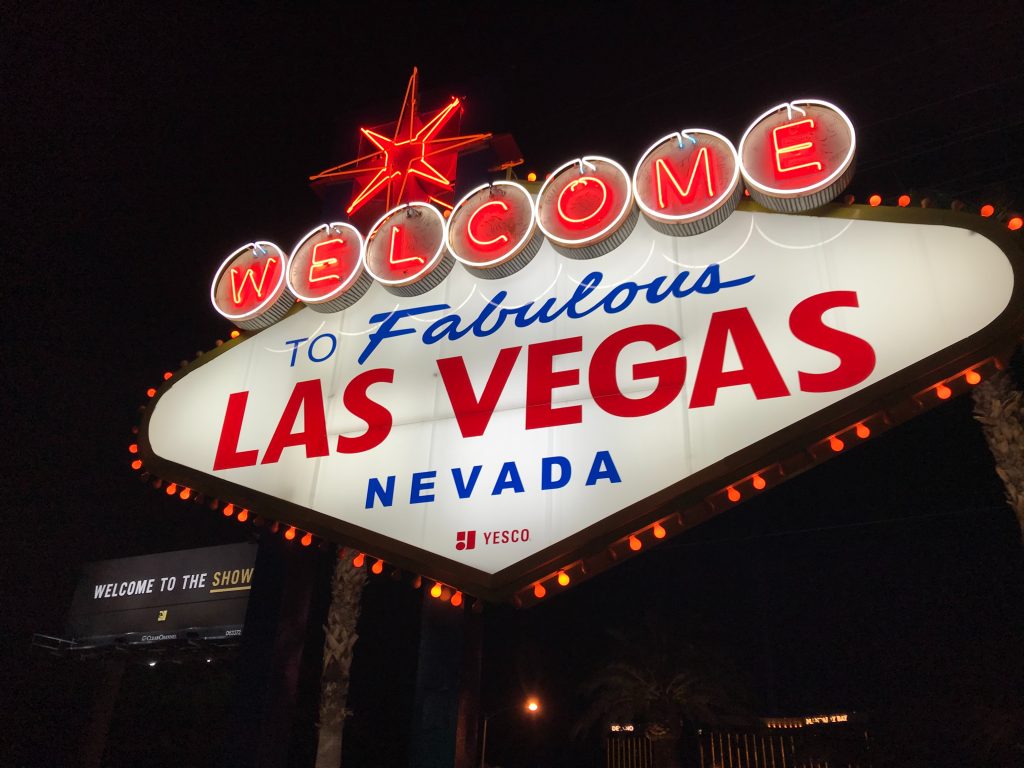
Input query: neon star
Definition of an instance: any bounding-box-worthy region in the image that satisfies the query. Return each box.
[309,68,492,218]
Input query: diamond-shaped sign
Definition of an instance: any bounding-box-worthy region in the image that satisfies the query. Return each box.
[141,203,1024,602]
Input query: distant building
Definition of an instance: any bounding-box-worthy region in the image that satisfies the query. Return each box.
[606,724,653,768]
[699,713,871,768]
[605,713,871,768]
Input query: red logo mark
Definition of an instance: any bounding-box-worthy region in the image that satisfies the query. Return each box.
[455,531,476,551]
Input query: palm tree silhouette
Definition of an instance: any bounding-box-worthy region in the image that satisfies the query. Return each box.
[574,616,751,768]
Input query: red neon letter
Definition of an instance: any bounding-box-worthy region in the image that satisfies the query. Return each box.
[213,391,259,470]
[789,291,876,393]
[438,347,522,438]
[772,119,823,177]
[388,225,425,268]
[590,325,686,417]
[467,200,510,249]
[309,239,346,284]
[261,379,329,464]
[230,258,278,306]
[655,147,715,209]
[336,369,395,454]
[556,176,610,225]
[526,336,583,429]
[690,308,790,408]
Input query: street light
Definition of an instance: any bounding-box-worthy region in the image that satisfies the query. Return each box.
[480,696,541,768]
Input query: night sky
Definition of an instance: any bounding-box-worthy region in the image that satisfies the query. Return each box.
[6,2,1024,766]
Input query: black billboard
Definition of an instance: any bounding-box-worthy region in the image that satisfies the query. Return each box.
[66,542,257,645]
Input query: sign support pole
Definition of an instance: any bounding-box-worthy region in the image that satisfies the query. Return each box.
[455,603,482,768]
[408,593,482,768]
[221,532,319,767]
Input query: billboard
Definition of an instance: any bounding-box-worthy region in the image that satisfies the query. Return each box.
[67,542,256,645]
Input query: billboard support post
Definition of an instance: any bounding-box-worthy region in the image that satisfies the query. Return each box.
[80,656,126,768]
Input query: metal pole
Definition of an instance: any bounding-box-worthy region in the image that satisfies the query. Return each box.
[479,716,489,768]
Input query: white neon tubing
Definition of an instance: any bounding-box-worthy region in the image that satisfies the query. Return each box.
[210,241,287,322]
[536,155,633,246]
[446,181,538,268]
[738,99,856,197]
[364,202,447,286]
[286,222,366,303]
[632,129,741,222]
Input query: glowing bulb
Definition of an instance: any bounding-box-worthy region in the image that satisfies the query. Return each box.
[166,483,177,495]
[301,532,313,547]
[829,436,844,452]
[526,699,540,712]
[146,387,157,398]
[230,330,241,339]
[129,443,139,454]
[430,582,443,598]
[131,459,142,470]
[966,370,982,385]
[752,474,766,490]
[179,487,191,500]
[371,559,384,574]
[557,571,571,586]
[237,508,249,522]
[527,172,537,182]
[897,194,910,207]
[163,371,173,380]
[937,384,952,399]
[980,204,995,217]
[856,423,871,439]
[653,523,667,539]
[284,526,296,540]
[451,591,463,606]
[628,535,642,551]
[868,194,881,207]
[1008,216,1022,231]
[533,583,546,599]
[727,486,741,502]
[352,552,365,568]
[223,503,234,517]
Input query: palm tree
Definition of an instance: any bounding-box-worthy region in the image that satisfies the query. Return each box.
[315,551,368,768]
[575,618,750,768]
[972,369,1024,542]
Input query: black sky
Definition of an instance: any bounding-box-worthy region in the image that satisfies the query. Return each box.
[5,2,1024,766]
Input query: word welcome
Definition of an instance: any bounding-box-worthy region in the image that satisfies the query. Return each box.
[211,99,855,330]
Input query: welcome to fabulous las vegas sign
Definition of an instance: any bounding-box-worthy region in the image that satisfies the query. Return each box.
[138,92,1024,603]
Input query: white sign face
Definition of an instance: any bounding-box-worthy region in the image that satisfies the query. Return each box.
[147,205,1018,597]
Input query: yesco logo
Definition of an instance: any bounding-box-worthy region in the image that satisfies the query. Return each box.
[456,530,530,551]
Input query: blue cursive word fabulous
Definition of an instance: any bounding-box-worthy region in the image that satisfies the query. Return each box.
[283,264,755,367]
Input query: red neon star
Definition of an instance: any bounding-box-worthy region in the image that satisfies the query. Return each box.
[310,68,492,223]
